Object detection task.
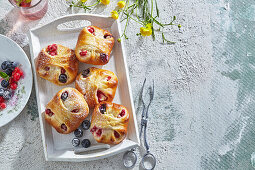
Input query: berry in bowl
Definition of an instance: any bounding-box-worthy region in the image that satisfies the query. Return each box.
[0,61,24,110]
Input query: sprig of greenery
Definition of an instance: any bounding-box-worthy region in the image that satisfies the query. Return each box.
[119,0,180,43]
[69,0,100,12]
[0,72,9,80]
[67,0,181,43]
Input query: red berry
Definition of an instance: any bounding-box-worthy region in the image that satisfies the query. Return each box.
[87,27,95,33]
[96,129,102,136]
[9,78,14,84]
[114,131,120,138]
[19,70,23,77]
[13,67,23,77]
[0,96,5,103]
[97,90,108,102]
[107,76,111,81]
[118,109,125,118]
[47,44,58,56]
[0,103,6,109]
[61,68,66,74]
[90,126,97,133]
[79,50,87,56]
[13,73,21,82]
[19,0,31,7]
[10,83,17,90]
[45,109,54,116]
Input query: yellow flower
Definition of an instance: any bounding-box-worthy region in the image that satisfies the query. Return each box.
[101,0,110,5]
[111,10,119,20]
[140,23,152,36]
[80,0,87,2]
[117,1,126,8]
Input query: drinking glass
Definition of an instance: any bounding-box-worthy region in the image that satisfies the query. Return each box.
[8,0,48,20]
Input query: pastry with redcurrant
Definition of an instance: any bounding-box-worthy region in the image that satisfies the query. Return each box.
[75,67,118,108]
[45,87,89,134]
[75,26,114,65]
[90,102,129,144]
[36,44,79,85]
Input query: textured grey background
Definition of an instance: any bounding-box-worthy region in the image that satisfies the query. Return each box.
[0,0,254,169]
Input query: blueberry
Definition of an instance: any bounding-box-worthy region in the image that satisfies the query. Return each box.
[99,104,106,114]
[10,62,18,69]
[0,88,4,96]
[59,74,67,83]
[1,61,11,70]
[1,79,9,88]
[61,91,68,101]
[5,68,13,76]
[82,68,90,78]
[72,138,80,147]
[81,139,91,148]
[100,53,109,63]
[3,89,12,100]
[74,128,83,138]
[82,120,91,130]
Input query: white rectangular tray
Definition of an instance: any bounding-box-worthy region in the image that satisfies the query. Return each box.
[28,14,139,162]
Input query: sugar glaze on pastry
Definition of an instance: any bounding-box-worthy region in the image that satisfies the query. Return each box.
[36,44,79,86]
[45,87,89,134]
[75,26,114,65]
[75,67,118,108]
[90,102,129,144]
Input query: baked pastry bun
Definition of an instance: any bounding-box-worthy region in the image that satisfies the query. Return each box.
[45,87,89,134]
[75,26,114,65]
[90,102,129,144]
[75,67,118,108]
[36,44,79,86]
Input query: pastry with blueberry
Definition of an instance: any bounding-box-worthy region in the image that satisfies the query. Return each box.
[90,102,129,145]
[75,67,118,108]
[36,44,79,86]
[45,87,89,134]
[75,26,114,65]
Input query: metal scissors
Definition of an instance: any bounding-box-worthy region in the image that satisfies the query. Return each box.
[123,78,156,169]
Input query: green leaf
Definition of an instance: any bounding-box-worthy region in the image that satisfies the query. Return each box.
[0,72,8,79]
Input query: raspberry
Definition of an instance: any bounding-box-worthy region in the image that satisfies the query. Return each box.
[87,27,94,33]
[10,83,17,90]
[118,109,125,118]
[0,96,5,103]
[0,103,6,109]
[13,67,23,77]
[19,69,23,77]
[9,78,14,84]
[107,76,111,81]
[47,44,58,56]
[79,50,87,56]
[13,73,21,82]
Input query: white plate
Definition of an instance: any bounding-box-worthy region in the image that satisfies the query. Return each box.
[0,34,33,127]
[28,14,139,161]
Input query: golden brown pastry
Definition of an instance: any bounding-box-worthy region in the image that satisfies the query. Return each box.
[75,26,114,65]
[75,67,118,108]
[45,87,89,134]
[36,44,79,86]
[90,102,129,144]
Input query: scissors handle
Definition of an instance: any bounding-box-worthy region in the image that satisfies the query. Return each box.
[142,119,149,152]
